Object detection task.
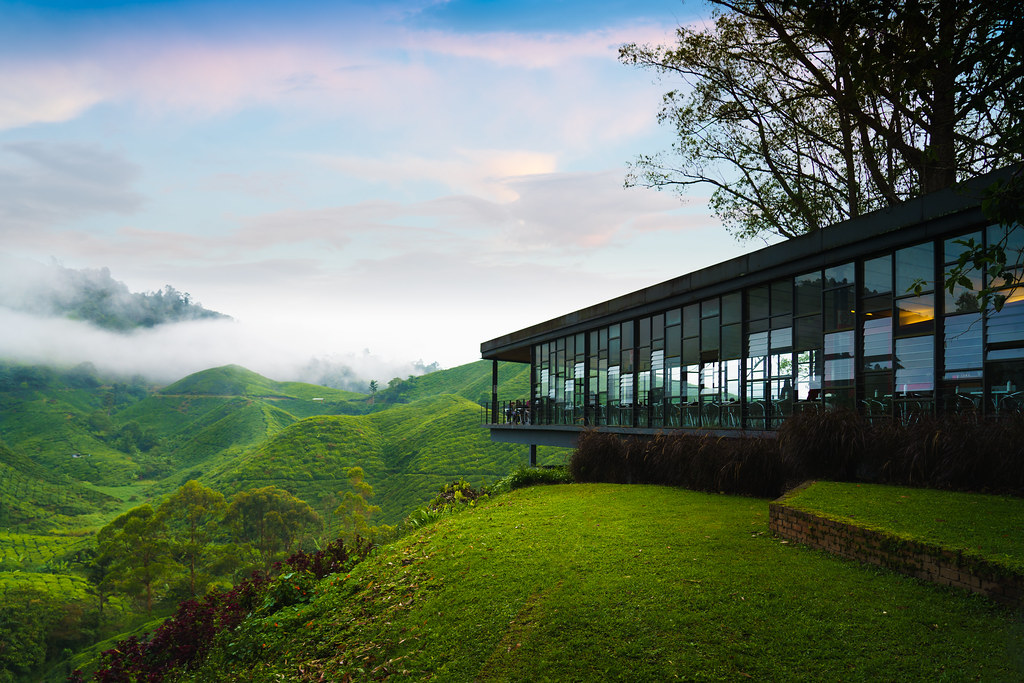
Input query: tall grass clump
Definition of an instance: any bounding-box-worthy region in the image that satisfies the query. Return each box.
[777,408,866,481]
[570,429,788,497]
[570,413,1024,497]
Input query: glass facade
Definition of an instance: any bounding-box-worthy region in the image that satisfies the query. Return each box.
[519,223,1024,430]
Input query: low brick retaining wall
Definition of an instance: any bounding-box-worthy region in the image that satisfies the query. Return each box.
[769,496,1023,608]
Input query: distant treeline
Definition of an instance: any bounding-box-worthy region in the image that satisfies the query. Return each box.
[2,261,228,331]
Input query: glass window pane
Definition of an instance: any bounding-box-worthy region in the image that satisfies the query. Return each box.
[683,304,700,335]
[795,315,821,352]
[721,292,742,324]
[771,279,793,315]
[770,327,793,351]
[987,289,1024,347]
[722,323,742,359]
[987,223,1024,268]
[825,331,855,383]
[666,328,681,358]
[701,316,720,352]
[824,286,856,330]
[683,337,699,365]
[666,308,681,326]
[897,295,935,335]
[747,285,770,320]
[895,242,934,295]
[796,350,822,401]
[895,336,934,392]
[862,315,892,371]
[944,231,982,264]
[944,313,982,373]
[944,269,981,314]
[863,255,892,296]
[795,271,822,315]
[701,298,720,318]
[621,321,633,348]
[747,330,769,358]
[825,263,854,288]
[639,318,651,347]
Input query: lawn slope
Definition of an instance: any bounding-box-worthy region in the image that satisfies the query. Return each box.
[182,484,1023,682]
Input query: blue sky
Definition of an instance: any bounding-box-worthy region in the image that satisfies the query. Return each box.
[0,0,761,383]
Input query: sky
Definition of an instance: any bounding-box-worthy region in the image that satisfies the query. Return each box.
[0,0,764,385]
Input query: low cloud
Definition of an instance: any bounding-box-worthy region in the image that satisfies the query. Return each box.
[0,308,439,388]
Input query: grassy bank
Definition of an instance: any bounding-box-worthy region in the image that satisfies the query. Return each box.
[181,484,1024,682]
[783,481,1024,574]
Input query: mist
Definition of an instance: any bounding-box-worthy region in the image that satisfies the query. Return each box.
[0,256,444,388]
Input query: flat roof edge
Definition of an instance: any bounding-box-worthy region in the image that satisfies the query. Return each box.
[481,167,1016,359]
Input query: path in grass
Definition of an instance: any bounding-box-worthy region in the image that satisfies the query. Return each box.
[781,481,1024,574]
[191,484,1024,682]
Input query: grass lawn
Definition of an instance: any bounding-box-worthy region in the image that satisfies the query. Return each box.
[185,484,1024,682]
[781,481,1024,574]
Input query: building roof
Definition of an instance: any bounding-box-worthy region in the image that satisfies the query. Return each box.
[481,170,1013,363]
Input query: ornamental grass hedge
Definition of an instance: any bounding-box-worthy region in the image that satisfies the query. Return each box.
[569,411,1024,498]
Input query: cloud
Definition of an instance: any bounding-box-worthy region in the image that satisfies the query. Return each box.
[0,62,105,129]
[0,141,143,235]
[312,149,558,202]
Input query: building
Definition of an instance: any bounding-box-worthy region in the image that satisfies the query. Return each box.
[480,169,1023,455]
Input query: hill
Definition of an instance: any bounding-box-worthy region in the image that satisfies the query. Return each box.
[373,359,530,406]
[170,484,1023,681]
[205,393,539,526]
[0,440,121,533]
[0,360,540,532]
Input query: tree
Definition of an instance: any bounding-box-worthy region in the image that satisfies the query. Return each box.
[621,0,1023,241]
[224,486,322,573]
[369,380,378,405]
[157,480,227,598]
[334,466,382,542]
[97,505,177,614]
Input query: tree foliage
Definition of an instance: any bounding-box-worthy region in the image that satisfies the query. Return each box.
[621,0,1023,240]
[334,466,382,542]
[224,486,322,573]
[157,480,227,598]
[96,505,177,614]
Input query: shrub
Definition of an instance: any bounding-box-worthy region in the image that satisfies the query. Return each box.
[777,408,866,481]
[84,536,374,682]
[498,465,572,491]
[569,429,788,498]
[569,430,628,483]
[568,413,1024,498]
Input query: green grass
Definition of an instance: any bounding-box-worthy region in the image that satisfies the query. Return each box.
[182,484,1024,682]
[781,480,1024,574]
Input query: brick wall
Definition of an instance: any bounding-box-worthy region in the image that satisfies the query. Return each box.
[769,500,1023,608]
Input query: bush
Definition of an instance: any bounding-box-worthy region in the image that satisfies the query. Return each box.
[497,465,573,491]
[567,413,1024,498]
[83,536,374,682]
[570,429,788,498]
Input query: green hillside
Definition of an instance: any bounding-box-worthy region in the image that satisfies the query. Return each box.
[0,441,120,532]
[159,364,361,402]
[375,359,530,406]
[205,393,539,526]
[0,358,546,682]
[175,484,1023,682]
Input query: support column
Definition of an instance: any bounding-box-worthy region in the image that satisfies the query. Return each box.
[491,359,499,424]
[530,444,537,467]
